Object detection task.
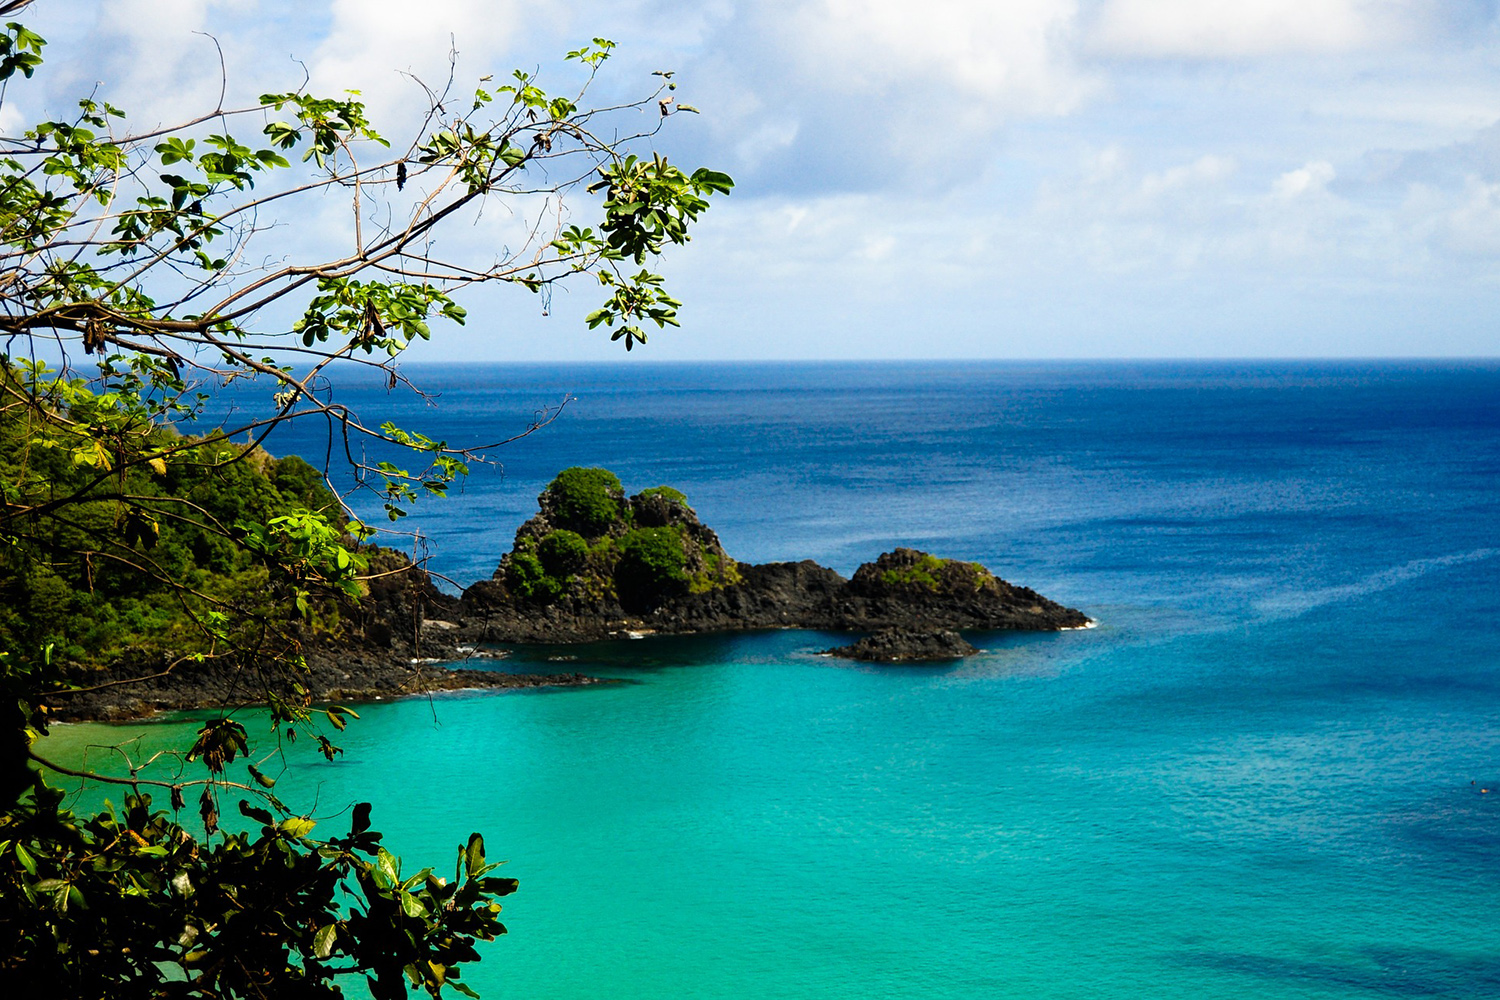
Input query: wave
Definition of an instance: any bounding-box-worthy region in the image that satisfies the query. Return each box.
[1254,548,1500,621]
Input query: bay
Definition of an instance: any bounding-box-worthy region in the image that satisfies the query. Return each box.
[44,360,1500,998]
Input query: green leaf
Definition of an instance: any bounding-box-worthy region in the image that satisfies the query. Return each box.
[239,801,275,830]
[375,847,400,889]
[313,922,338,959]
[464,832,485,877]
[278,816,316,839]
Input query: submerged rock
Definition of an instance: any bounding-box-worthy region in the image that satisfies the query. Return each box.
[826,628,979,662]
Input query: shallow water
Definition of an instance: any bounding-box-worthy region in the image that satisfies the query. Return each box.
[45,360,1500,998]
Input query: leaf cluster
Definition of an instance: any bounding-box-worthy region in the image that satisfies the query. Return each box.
[0,778,512,998]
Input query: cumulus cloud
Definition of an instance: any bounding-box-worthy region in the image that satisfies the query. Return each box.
[1273,160,1337,198]
[11,0,1500,358]
[784,0,1088,111]
[1088,0,1426,58]
[671,0,1095,193]
[306,0,569,118]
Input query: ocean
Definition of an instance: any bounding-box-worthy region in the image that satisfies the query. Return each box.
[43,360,1500,998]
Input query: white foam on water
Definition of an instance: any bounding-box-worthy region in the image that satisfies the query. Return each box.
[1253,547,1500,621]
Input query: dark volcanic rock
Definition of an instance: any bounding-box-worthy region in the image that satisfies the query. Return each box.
[451,548,1089,643]
[52,652,605,723]
[826,628,979,662]
[50,548,603,724]
[836,548,1088,631]
[452,470,1089,644]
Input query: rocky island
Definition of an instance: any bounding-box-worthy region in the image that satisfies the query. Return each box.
[440,467,1088,648]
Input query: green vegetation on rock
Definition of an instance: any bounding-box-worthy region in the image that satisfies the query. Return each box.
[692,549,743,593]
[637,484,689,507]
[505,549,563,603]
[542,467,625,536]
[880,553,992,593]
[501,470,738,609]
[616,526,690,608]
[538,529,590,576]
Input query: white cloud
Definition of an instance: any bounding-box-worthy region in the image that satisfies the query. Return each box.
[1434,177,1500,257]
[0,100,27,136]
[734,119,800,172]
[307,0,567,120]
[1273,160,1337,198]
[1090,0,1422,58]
[1141,154,1237,199]
[653,0,1097,193]
[788,0,1089,113]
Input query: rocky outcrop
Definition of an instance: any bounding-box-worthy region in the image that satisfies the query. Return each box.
[449,471,1090,643]
[452,547,1085,642]
[826,628,979,662]
[52,649,604,723]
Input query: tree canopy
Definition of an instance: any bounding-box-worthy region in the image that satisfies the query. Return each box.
[0,2,729,993]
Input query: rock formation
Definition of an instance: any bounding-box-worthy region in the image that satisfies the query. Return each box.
[449,468,1090,647]
[825,628,979,662]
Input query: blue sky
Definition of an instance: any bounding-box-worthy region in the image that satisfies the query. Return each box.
[18,0,1500,360]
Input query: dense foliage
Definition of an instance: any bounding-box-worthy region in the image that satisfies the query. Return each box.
[0,365,349,668]
[614,526,690,607]
[2,782,514,998]
[540,467,626,536]
[0,8,728,995]
[537,529,590,577]
[504,467,738,610]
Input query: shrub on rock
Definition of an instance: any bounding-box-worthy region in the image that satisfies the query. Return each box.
[542,467,625,536]
[538,529,590,577]
[615,526,690,610]
[506,550,562,603]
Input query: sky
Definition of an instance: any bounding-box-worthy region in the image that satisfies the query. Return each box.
[13,0,1500,360]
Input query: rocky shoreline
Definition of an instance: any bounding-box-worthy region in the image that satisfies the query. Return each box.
[53,471,1091,722]
[52,646,610,724]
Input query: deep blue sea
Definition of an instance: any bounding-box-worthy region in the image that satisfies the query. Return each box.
[44,360,1500,998]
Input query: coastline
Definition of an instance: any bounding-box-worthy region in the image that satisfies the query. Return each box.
[49,643,610,724]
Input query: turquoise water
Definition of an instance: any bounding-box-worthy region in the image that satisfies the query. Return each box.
[43,361,1500,998]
